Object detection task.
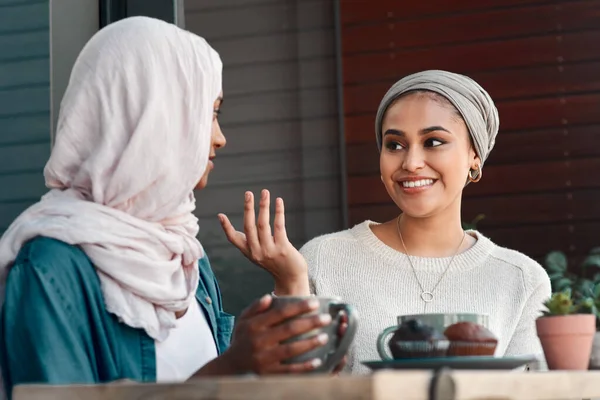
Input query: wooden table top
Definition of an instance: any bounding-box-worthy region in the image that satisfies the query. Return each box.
[13,369,600,400]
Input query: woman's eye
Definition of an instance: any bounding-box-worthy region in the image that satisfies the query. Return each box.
[426,138,444,147]
[385,141,404,150]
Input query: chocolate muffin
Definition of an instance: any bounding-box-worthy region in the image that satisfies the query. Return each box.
[388,319,450,359]
[443,321,498,356]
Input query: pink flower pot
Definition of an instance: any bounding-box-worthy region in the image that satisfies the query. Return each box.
[536,314,596,370]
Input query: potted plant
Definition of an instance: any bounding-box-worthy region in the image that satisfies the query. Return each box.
[536,289,596,370]
[544,248,600,369]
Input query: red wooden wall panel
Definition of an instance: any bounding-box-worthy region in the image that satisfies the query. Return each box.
[343,30,600,85]
[340,0,600,260]
[344,62,600,116]
[340,0,545,25]
[343,1,600,55]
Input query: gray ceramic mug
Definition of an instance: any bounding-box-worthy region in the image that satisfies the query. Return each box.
[270,295,358,373]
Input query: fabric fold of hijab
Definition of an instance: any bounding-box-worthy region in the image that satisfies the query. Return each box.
[0,17,222,341]
[374,69,500,168]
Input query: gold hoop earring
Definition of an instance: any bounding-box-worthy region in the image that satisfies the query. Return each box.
[468,165,482,183]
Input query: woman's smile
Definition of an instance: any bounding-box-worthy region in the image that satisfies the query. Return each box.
[396,176,437,194]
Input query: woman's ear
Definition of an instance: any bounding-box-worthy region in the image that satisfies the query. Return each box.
[468,154,483,183]
[467,140,479,166]
[471,155,481,170]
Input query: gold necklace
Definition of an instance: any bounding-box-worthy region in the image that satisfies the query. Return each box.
[395,216,466,309]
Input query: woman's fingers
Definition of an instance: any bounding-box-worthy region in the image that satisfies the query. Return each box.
[234,297,329,375]
[249,298,320,329]
[224,190,296,271]
[259,334,329,373]
[265,313,332,345]
[267,359,322,374]
[243,191,262,257]
[257,190,275,251]
[273,197,289,245]
[218,213,250,255]
[332,356,348,374]
[337,311,348,336]
[238,294,273,320]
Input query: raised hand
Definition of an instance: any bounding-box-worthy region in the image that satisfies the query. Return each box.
[218,189,310,296]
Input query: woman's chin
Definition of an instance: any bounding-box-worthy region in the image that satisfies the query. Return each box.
[395,201,438,220]
[194,177,209,190]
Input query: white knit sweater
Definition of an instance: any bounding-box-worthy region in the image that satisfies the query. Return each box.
[300,220,552,374]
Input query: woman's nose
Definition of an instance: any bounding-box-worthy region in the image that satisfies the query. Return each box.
[402,147,426,172]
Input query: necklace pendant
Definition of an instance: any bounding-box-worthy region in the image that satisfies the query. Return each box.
[421,292,434,302]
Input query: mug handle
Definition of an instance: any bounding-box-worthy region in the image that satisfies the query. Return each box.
[327,303,358,371]
[376,326,397,361]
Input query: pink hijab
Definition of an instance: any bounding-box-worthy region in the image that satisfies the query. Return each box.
[0,16,222,341]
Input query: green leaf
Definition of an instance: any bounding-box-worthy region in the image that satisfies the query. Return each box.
[548,272,564,285]
[594,284,600,299]
[554,277,572,292]
[578,297,595,314]
[545,291,576,315]
[577,279,595,297]
[545,251,568,273]
[583,255,600,270]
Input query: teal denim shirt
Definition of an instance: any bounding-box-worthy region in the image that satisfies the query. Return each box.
[0,237,234,399]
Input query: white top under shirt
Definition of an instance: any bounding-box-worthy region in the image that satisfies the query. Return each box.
[155,300,218,382]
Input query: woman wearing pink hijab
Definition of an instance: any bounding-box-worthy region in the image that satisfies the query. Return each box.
[0,17,336,398]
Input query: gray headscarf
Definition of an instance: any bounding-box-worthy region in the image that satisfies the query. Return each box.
[375,70,499,169]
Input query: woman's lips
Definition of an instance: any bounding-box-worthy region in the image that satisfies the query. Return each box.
[397,178,436,194]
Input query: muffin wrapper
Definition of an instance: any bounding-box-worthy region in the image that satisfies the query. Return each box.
[390,340,450,359]
[447,341,497,356]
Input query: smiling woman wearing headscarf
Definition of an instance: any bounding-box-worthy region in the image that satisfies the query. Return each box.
[219,70,552,373]
[0,17,338,398]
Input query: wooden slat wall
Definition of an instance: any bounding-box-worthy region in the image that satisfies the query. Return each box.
[341,0,600,262]
[184,0,342,314]
[0,0,50,231]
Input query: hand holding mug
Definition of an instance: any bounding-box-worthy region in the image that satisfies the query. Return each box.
[270,296,358,374]
[220,294,333,374]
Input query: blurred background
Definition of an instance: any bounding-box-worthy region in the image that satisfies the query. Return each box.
[0,0,599,315]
